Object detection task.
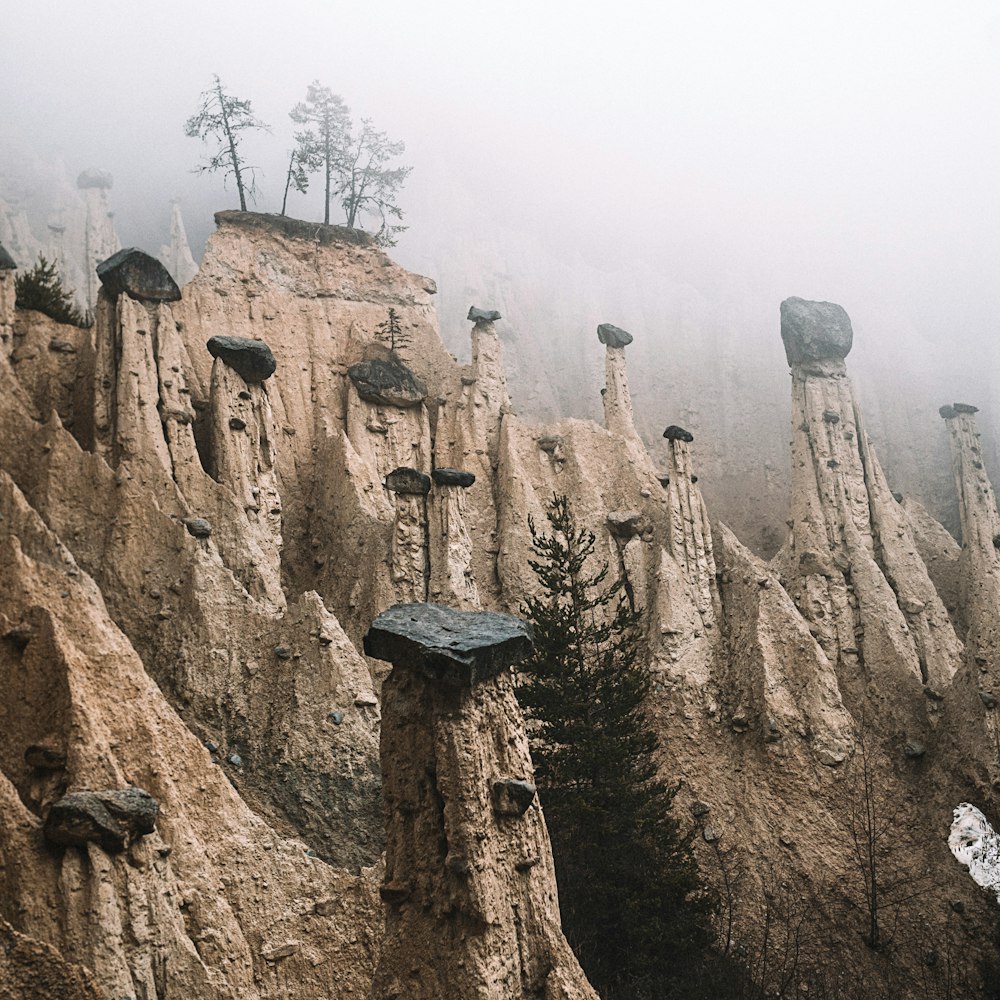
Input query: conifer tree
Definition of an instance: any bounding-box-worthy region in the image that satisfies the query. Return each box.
[14,256,88,327]
[185,75,268,212]
[518,494,716,1000]
[376,307,408,353]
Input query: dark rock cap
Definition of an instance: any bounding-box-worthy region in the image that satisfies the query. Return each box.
[384,467,432,496]
[663,425,694,443]
[348,356,426,408]
[953,402,979,415]
[492,778,537,817]
[432,468,476,488]
[607,510,644,539]
[597,323,633,348]
[779,297,853,366]
[467,306,501,323]
[537,435,563,454]
[939,405,957,420]
[183,517,212,539]
[77,167,113,189]
[97,248,181,303]
[43,787,158,852]
[0,243,16,270]
[364,602,533,686]
[207,336,277,384]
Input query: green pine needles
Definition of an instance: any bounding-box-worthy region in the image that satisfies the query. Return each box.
[518,494,716,1000]
[14,256,89,327]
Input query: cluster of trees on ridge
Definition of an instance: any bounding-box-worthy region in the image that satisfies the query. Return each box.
[185,75,411,247]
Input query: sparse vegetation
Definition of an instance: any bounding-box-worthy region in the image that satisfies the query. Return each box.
[518,493,716,1000]
[14,255,88,327]
[376,307,408,354]
[185,74,268,212]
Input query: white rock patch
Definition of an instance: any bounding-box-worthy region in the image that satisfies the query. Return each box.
[949,803,1000,902]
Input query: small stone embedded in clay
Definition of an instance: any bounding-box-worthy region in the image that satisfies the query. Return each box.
[904,739,927,759]
[467,306,501,323]
[492,778,537,816]
[24,743,66,770]
[607,510,644,539]
[663,425,694,442]
[384,467,432,495]
[597,323,633,348]
[207,335,277,384]
[96,247,181,303]
[432,468,476,488]
[182,517,212,538]
[779,296,853,366]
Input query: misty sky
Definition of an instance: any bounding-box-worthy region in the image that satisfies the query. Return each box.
[3,1,999,348]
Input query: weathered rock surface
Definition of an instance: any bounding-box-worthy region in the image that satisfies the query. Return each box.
[96,247,181,303]
[597,322,633,348]
[432,467,476,487]
[43,788,158,852]
[0,242,16,269]
[384,466,432,495]
[467,306,502,323]
[206,334,277,383]
[366,603,597,1000]
[0,919,105,1000]
[779,296,853,366]
[348,354,427,407]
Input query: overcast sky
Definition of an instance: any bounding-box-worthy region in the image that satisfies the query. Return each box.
[3,0,999,347]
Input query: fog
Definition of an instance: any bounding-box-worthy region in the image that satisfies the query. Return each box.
[3,0,999,547]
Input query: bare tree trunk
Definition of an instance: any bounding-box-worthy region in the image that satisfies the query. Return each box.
[216,77,247,212]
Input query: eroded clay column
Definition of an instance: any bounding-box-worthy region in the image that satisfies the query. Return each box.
[365,603,597,1000]
[0,243,15,357]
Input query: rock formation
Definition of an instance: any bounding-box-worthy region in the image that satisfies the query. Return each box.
[0,241,14,354]
[158,200,199,289]
[365,603,597,1000]
[2,207,999,997]
[773,297,961,732]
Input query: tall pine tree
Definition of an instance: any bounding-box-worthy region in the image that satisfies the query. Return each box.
[518,494,716,1000]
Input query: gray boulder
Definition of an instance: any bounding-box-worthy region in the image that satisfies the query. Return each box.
[779,297,853,366]
[953,402,979,414]
[97,248,181,303]
[207,335,277,384]
[385,467,431,496]
[606,510,644,539]
[348,356,426,408]
[44,788,158,852]
[0,243,16,270]
[467,306,501,323]
[663,425,694,443]
[364,602,533,687]
[77,168,113,189]
[183,517,212,539]
[432,468,476,488]
[597,323,633,348]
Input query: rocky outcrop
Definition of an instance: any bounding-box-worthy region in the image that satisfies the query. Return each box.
[365,603,597,1000]
[158,200,198,289]
[773,297,961,730]
[940,404,1000,789]
[0,243,15,355]
[97,248,181,303]
[599,322,643,447]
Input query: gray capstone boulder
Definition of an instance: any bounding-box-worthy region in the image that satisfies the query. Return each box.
[96,248,181,303]
[779,297,854,366]
[0,243,16,270]
[44,788,158,852]
[663,425,694,443]
[953,402,979,415]
[385,467,432,496]
[77,167,113,189]
[207,335,277,384]
[467,306,502,323]
[432,468,476,488]
[597,323,633,348]
[364,602,533,687]
[607,510,644,539]
[348,356,426,408]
